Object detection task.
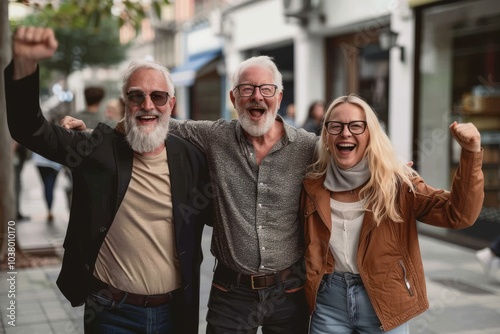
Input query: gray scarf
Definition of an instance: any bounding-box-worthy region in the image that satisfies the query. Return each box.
[324,157,370,192]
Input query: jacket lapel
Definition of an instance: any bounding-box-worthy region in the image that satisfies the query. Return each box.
[166,137,188,240]
[304,177,332,232]
[113,137,134,213]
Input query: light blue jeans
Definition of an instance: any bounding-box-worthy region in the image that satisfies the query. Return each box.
[310,272,409,334]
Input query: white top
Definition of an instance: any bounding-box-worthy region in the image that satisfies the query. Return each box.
[329,198,366,273]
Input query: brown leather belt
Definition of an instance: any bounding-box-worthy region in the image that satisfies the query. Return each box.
[90,278,174,307]
[214,263,297,289]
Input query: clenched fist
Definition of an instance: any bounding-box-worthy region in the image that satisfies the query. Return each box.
[12,26,58,80]
[449,121,481,153]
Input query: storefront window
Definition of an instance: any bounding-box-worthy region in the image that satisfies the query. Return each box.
[417,0,500,244]
[326,31,390,129]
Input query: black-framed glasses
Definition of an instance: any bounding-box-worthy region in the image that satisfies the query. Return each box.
[233,84,278,97]
[325,121,367,135]
[126,90,170,106]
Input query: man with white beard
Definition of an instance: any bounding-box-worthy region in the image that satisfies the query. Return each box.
[5,26,213,334]
[166,56,318,334]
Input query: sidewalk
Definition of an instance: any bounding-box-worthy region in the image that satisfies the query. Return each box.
[2,161,500,333]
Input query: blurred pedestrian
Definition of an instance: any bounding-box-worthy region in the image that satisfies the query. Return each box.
[31,152,62,222]
[78,86,105,129]
[103,97,125,127]
[302,100,325,135]
[283,102,297,127]
[12,140,30,220]
[476,236,500,283]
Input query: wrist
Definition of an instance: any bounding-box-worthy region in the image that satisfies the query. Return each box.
[12,58,37,80]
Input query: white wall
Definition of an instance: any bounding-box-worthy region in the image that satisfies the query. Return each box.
[294,31,325,126]
[226,1,300,52]
[320,0,397,32]
[388,0,415,163]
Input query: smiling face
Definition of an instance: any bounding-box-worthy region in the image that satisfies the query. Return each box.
[326,102,370,169]
[230,65,282,137]
[124,68,175,154]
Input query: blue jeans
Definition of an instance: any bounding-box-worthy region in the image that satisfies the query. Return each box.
[36,166,59,210]
[84,290,175,334]
[310,272,409,334]
[490,236,500,257]
[206,275,308,333]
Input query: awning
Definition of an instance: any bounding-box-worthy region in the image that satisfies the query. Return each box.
[170,50,221,87]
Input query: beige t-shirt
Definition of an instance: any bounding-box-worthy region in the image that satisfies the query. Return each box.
[94,147,181,295]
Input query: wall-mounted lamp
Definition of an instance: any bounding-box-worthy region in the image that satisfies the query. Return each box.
[379,30,405,62]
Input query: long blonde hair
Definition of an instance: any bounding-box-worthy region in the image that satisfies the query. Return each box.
[306,94,418,225]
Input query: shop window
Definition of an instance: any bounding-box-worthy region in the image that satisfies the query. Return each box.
[326,31,390,130]
[451,16,500,210]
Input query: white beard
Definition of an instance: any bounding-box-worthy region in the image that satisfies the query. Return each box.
[238,107,276,137]
[125,109,169,153]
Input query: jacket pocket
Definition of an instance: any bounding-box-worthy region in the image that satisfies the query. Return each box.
[399,259,414,297]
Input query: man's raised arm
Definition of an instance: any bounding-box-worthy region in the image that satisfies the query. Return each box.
[11,26,58,80]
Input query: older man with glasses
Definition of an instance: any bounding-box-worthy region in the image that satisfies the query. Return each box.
[5,26,213,333]
[165,56,318,334]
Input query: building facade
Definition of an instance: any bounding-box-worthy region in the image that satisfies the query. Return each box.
[155,0,500,247]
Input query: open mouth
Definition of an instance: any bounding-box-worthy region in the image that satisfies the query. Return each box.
[136,115,159,124]
[336,143,356,152]
[248,106,266,118]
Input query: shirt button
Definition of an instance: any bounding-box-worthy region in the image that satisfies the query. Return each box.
[261,246,266,250]
[258,203,262,208]
[260,265,265,269]
[258,225,262,229]
[99,227,107,233]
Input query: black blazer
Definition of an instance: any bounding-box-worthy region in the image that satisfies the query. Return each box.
[5,63,213,333]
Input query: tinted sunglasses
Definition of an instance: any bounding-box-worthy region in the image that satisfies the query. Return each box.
[126,90,170,106]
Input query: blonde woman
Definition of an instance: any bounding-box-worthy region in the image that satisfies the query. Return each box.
[301,94,484,333]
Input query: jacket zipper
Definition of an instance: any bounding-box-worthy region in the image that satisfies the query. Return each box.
[399,259,414,296]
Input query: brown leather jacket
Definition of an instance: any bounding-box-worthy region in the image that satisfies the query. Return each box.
[300,150,484,331]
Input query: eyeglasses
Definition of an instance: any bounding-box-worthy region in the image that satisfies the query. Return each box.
[325,121,367,135]
[126,90,170,106]
[233,84,278,97]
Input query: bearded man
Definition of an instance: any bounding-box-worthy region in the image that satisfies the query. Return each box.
[5,26,213,334]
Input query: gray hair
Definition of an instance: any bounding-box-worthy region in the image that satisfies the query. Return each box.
[121,59,175,101]
[231,56,283,92]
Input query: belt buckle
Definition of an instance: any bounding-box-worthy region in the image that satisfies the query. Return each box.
[250,274,267,290]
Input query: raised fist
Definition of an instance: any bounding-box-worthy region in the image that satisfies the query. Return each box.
[12,26,58,79]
